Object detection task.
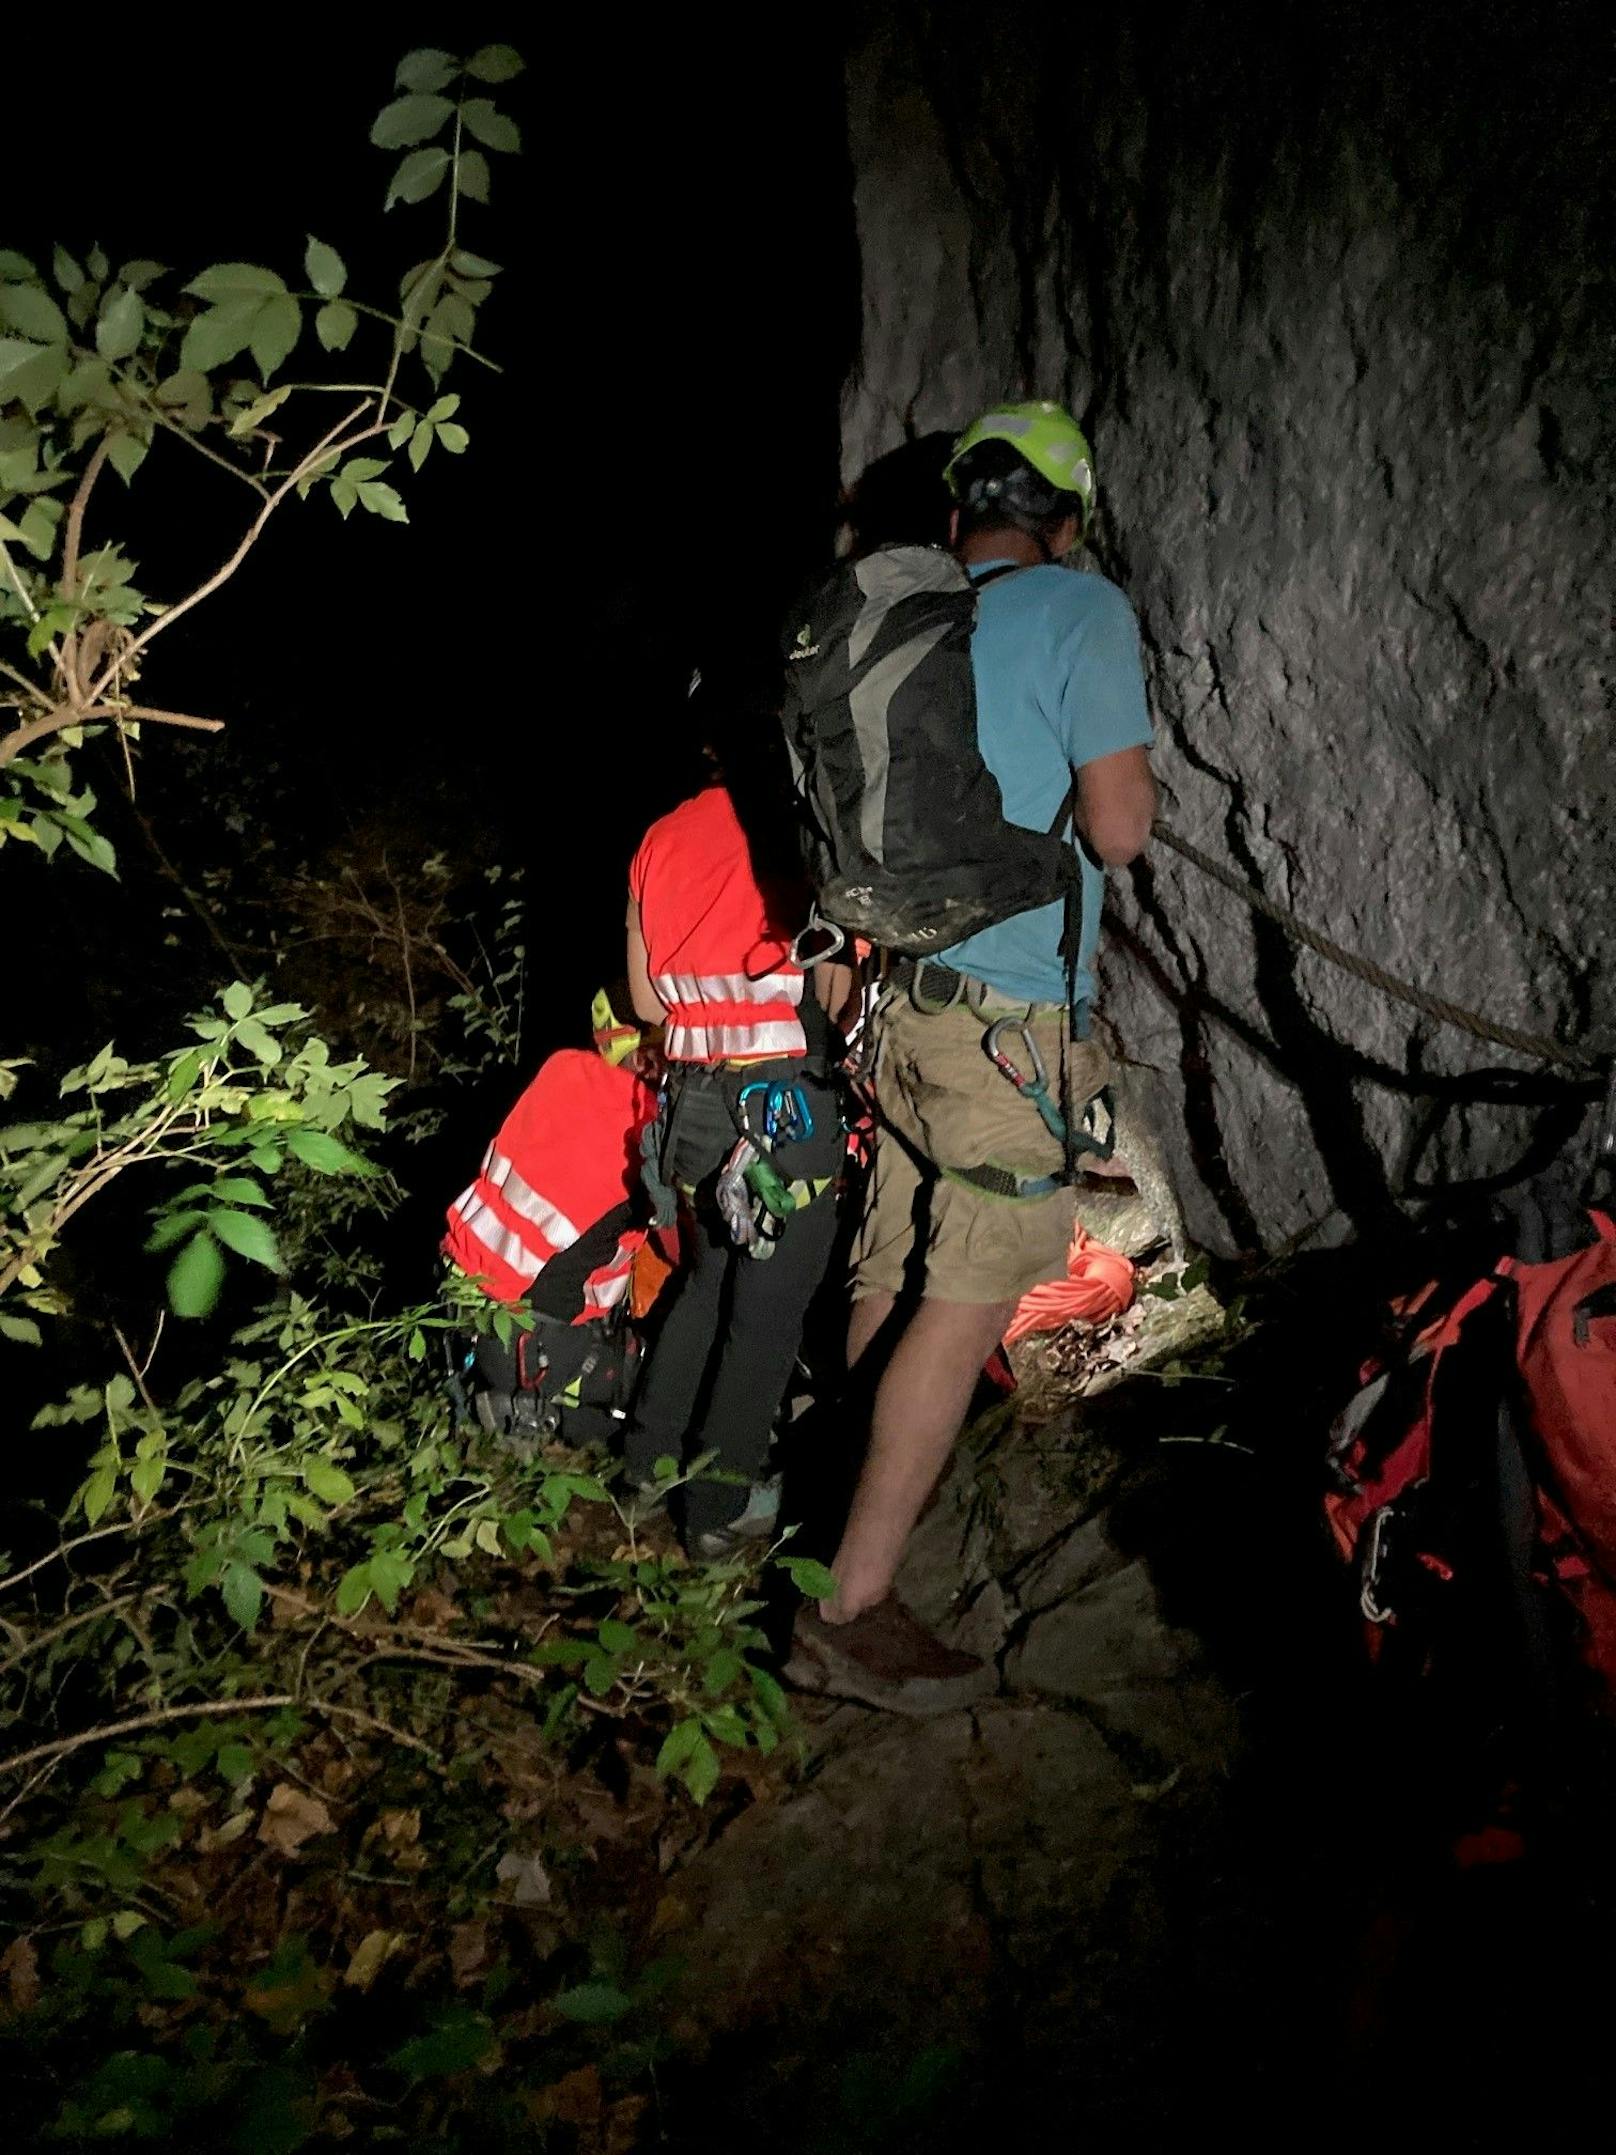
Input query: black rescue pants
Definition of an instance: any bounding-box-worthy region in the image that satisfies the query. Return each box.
[624,1062,841,1541]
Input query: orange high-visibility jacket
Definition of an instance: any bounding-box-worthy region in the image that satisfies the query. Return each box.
[630,785,808,1064]
[443,1050,657,1313]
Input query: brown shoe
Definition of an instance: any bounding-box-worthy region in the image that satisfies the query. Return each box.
[784,1598,997,1716]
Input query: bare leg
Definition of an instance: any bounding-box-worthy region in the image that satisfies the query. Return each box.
[824,1295,1013,1623]
[847,1288,895,1372]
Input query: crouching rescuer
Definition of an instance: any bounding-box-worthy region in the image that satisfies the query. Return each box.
[780,401,1158,1710]
[443,990,659,1443]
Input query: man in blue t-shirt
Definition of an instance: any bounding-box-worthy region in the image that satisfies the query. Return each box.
[789,402,1156,1713]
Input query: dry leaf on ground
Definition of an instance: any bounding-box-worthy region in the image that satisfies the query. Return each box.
[448,1919,490,1986]
[1,1935,39,2013]
[257,1783,335,1855]
[343,1928,405,1991]
[495,1849,552,1907]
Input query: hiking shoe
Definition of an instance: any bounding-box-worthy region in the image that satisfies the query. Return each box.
[783,1599,997,1715]
[691,1476,782,1561]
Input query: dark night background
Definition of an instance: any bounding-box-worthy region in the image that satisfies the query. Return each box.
[7,15,856,1069]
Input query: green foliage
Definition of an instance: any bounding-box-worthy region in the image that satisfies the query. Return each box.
[0,982,395,1326]
[0,44,524,872]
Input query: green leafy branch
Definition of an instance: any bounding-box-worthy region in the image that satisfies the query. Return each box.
[0,981,394,1328]
[0,43,523,869]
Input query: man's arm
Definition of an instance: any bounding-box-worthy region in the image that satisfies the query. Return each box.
[1075,744,1156,866]
[626,900,667,1025]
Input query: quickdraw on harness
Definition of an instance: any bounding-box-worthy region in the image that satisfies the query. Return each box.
[716,1079,835,1260]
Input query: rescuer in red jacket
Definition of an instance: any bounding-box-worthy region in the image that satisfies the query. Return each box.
[623,689,852,1556]
[443,990,659,1438]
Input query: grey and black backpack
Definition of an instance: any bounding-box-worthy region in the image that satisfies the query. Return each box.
[779,545,1078,954]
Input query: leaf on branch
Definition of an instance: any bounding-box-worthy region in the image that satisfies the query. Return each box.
[408,420,433,472]
[314,299,357,353]
[778,1556,840,1600]
[52,245,85,293]
[304,1457,356,1506]
[386,146,451,209]
[0,1311,43,1345]
[284,1124,373,1176]
[460,98,521,153]
[0,251,39,279]
[81,1464,118,1526]
[222,1560,264,1630]
[154,368,212,425]
[303,235,347,298]
[118,259,168,292]
[0,282,69,343]
[107,430,150,485]
[435,421,469,453]
[211,1174,269,1206]
[467,44,525,84]
[395,47,459,93]
[179,296,263,374]
[457,150,491,205]
[63,821,119,875]
[249,295,301,381]
[372,92,454,149]
[420,292,475,382]
[228,384,292,439]
[183,262,288,301]
[682,1732,722,1805]
[168,1227,226,1319]
[222,980,254,1019]
[95,285,145,361]
[357,480,408,523]
[450,248,502,278]
[208,1207,283,1271]
[2,340,67,414]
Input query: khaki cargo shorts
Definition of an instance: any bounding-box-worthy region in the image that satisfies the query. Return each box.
[852,993,1111,1307]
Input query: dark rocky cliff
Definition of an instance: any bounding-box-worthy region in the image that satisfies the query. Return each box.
[841,2,1614,1255]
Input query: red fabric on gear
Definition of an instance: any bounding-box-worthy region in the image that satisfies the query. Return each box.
[442,1050,656,1307]
[629,785,808,1063]
[1004,1223,1136,1344]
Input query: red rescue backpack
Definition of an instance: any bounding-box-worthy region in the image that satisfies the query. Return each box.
[1326,1211,1616,1717]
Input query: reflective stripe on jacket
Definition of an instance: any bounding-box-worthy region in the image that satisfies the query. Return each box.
[442,1050,655,1312]
[630,785,810,1066]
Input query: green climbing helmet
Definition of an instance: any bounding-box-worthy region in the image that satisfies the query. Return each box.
[944,400,1096,524]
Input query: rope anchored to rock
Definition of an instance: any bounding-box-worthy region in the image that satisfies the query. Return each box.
[1150,822,1609,1080]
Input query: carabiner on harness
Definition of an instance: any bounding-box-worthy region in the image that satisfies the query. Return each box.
[737,1079,815,1147]
[790,906,846,968]
[983,1016,1069,1145]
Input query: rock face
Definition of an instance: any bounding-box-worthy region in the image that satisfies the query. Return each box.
[840,5,1614,1255]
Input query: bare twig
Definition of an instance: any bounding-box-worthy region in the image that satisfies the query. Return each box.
[111,1326,162,1419]
[0,1695,297,1778]
[0,1506,188,1596]
[82,399,377,706]
[0,701,224,769]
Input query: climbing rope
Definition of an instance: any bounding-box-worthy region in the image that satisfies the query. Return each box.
[1150,821,1608,1079]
